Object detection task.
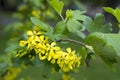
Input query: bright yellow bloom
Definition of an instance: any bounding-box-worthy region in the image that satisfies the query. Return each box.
[19,41,27,46]
[46,42,60,61]
[39,53,47,60]
[16,50,27,58]
[27,31,34,36]
[57,48,81,72]
[19,30,81,72]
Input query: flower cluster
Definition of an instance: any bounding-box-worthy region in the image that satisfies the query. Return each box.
[19,30,81,72]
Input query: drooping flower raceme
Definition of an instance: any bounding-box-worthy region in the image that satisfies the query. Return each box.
[19,30,81,72]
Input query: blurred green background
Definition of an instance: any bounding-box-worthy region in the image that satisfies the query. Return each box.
[0,0,120,80]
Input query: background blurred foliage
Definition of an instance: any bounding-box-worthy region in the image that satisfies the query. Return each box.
[0,0,120,80]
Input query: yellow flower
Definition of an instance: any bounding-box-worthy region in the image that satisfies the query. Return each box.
[46,42,61,51]
[35,43,47,53]
[46,42,60,61]
[76,56,81,67]
[16,50,27,58]
[39,35,48,44]
[56,48,81,72]
[39,53,47,60]
[27,31,34,37]
[51,59,56,64]
[19,41,27,46]
[66,47,76,60]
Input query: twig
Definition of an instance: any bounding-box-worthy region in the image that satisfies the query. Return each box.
[60,14,65,23]
[57,39,87,48]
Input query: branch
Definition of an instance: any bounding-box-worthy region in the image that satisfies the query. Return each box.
[57,39,87,47]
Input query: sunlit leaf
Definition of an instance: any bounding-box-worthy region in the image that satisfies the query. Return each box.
[66,10,87,21]
[48,0,64,15]
[103,7,120,23]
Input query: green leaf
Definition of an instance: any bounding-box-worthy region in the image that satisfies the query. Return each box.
[115,8,120,23]
[66,19,86,39]
[85,33,118,66]
[48,0,64,15]
[103,7,120,23]
[75,30,86,39]
[41,61,52,78]
[0,62,8,73]
[118,23,120,28]
[53,34,67,40]
[54,21,65,34]
[53,63,60,72]
[72,10,87,21]
[46,31,55,41]
[66,10,87,21]
[103,7,115,16]
[5,41,20,52]
[67,19,85,39]
[103,33,120,56]
[30,17,52,32]
[80,47,87,65]
[66,10,87,39]
[67,19,82,33]
[83,13,112,33]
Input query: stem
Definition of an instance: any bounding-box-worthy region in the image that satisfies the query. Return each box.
[57,39,94,54]
[60,14,65,23]
[57,39,87,48]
